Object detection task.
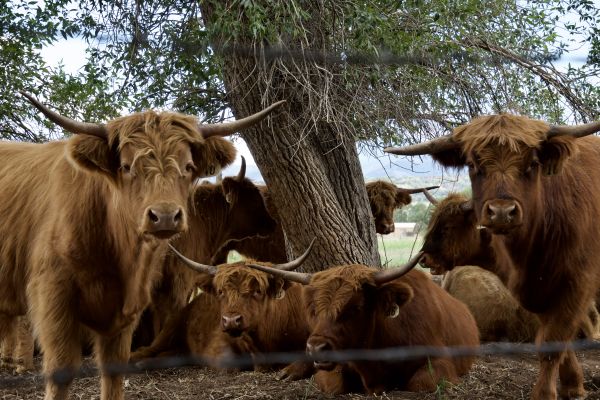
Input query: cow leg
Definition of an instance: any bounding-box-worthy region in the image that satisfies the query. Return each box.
[406,358,459,392]
[0,314,17,369]
[314,365,365,395]
[94,323,135,400]
[533,313,584,400]
[15,316,35,373]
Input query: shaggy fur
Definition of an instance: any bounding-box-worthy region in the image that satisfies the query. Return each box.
[426,113,600,399]
[0,110,236,400]
[301,266,479,395]
[0,315,34,373]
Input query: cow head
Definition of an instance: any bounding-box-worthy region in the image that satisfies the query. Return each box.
[244,252,422,370]
[22,92,284,240]
[169,240,314,337]
[366,181,439,234]
[419,193,491,274]
[385,115,600,235]
[192,157,276,242]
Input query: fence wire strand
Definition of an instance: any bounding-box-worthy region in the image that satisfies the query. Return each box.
[2,339,600,390]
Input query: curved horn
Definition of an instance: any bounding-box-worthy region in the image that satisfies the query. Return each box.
[402,185,440,195]
[245,263,312,285]
[372,251,423,286]
[20,92,108,139]
[547,121,600,139]
[236,156,246,181]
[421,188,439,205]
[168,244,217,275]
[271,238,316,271]
[198,100,286,138]
[459,200,473,212]
[384,134,458,156]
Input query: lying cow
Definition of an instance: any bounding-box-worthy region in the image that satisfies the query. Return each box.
[246,254,480,394]
[211,181,438,264]
[0,92,282,400]
[131,242,315,379]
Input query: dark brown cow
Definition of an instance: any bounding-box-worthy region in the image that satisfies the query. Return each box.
[134,158,277,347]
[246,254,480,395]
[211,181,438,264]
[385,114,600,399]
[132,244,314,379]
[0,93,283,400]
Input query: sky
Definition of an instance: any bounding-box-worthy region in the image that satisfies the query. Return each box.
[39,16,591,185]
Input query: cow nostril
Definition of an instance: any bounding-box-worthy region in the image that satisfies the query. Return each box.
[173,209,182,223]
[508,205,517,217]
[148,209,159,223]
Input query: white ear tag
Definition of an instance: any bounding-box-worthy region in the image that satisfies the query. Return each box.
[225,193,232,204]
[388,303,400,319]
[275,288,285,300]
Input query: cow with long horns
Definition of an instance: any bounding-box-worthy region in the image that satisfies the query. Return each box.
[246,254,480,394]
[0,92,283,400]
[132,242,316,379]
[133,157,278,349]
[210,181,439,264]
[385,114,600,399]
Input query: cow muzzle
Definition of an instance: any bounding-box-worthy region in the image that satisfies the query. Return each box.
[306,337,335,371]
[221,314,244,337]
[379,222,395,235]
[480,199,523,233]
[143,203,185,238]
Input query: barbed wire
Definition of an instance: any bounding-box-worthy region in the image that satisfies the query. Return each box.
[2,339,600,390]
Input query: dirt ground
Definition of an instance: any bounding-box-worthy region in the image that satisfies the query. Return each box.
[2,350,600,399]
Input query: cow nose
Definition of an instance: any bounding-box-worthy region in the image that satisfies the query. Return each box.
[482,199,523,230]
[221,314,243,330]
[384,223,395,234]
[306,338,331,355]
[146,203,184,236]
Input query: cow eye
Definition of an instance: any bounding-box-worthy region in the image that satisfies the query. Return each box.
[217,289,224,297]
[121,164,131,174]
[185,162,196,174]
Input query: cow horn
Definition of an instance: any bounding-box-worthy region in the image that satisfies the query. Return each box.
[547,121,600,139]
[236,156,246,181]
[460,200,473,212]
[372,252,423,286]
[421,188,439,205]
[244,263,312,285]
[270,238,316,271]
[21,91,108,139]
[168,244,217,275]
[402,185,440,195]
[198,100,286,138]
[384,134,458,156]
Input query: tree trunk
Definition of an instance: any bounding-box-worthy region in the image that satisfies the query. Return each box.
[201,3,380,272]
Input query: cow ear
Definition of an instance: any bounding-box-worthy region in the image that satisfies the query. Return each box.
[395,190,412,207]
[268,276,291,300]
[377,282,414,319]
[191,137,236,178]
[67,135,119,181]
[538,136,577,176]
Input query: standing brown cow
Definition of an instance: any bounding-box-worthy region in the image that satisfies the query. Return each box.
[133,158,277,347]
[132,243,314,379]
[0,93,283,400]
[246,254,480,395]
[385,114,600,399]
[211,181,438,264]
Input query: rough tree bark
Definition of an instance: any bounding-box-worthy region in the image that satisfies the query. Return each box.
[201,3,381,272]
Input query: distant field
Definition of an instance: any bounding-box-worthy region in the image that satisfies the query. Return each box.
[378,234,424,268]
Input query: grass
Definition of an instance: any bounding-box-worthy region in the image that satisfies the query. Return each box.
[378,234,424,269]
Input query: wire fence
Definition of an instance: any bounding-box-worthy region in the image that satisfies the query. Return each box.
[2,338,600,390]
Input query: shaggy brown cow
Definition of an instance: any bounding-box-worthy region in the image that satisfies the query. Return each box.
[134,157,277,346]
[0,93,283,400]
[441,266,600,342]
[132,243,314,379]
[210,181,438,264]
[385,114,600,399]
[246,254,480,395]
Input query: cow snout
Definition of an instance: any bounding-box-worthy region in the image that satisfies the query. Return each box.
[221,314,244,336]
[145,203,185,238]
[307,338,335,371]
[481,199,522,232]
[382,223,395,234]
